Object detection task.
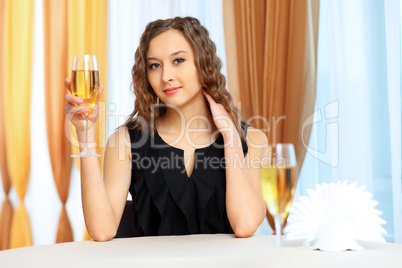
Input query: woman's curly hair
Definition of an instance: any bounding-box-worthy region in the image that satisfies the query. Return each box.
[125,16,244,139]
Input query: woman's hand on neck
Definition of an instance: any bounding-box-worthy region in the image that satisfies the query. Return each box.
[202,91,240,148]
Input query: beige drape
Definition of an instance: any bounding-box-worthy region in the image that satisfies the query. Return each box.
[223,0,320,231]
[43,0,74,243]
[2,0,34,248]
[0,0,13,250]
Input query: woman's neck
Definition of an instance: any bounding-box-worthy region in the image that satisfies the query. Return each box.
[157,92,216,134]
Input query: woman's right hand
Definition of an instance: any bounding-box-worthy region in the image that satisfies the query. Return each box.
[64,78,104,133]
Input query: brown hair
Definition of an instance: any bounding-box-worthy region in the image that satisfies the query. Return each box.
[125,16,244,139]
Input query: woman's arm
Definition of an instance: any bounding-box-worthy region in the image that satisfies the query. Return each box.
[79,127,132,241]
[203,92,267,238]
[221,125,267,238]
[64,79,132,242]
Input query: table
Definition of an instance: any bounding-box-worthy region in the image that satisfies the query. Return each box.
[1,234,401,267]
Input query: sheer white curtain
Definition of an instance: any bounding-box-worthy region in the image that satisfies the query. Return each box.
[298,0,401,242]
[384,0,402,243]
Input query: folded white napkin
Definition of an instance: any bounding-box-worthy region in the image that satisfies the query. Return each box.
[285,181,387,251]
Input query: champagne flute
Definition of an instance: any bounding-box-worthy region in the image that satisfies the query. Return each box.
[260,143,298,247]
[70,54,101,157]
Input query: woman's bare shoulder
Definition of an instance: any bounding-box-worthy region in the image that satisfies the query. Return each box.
[105,126,132,161]
[107,126,130,145]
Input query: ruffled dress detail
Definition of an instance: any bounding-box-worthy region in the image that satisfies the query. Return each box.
[127,124,248,236]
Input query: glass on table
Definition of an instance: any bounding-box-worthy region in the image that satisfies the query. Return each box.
[260,143,298,248]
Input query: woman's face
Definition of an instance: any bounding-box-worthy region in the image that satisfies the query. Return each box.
[146,29,202,109]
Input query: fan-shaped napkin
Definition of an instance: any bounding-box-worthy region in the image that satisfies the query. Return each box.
[285,181,387,251]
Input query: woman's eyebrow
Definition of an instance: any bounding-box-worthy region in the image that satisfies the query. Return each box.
[171,50,187,56]
[146,51,188,61]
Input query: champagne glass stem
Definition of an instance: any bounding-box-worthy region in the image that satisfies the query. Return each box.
[275,215,282,248]
[71,111,100,157]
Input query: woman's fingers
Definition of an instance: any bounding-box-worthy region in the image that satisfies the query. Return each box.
[64,77,84,110]
[64,77,82,106]
[202,90,235,133]
[64,93,83,105]
[88,112,98,120]
[65,78,72,93]
[202,90,226,113]
[65,104,89,118]
[202,90,215,105]
[65,106,81,121]
[64,78,102,127]
[87,105,99,121]
[80,83,103,121]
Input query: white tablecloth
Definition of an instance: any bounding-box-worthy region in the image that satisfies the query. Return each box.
[1,234,401,267]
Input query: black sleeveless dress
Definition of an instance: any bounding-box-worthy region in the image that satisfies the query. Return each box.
[127,123,248,236]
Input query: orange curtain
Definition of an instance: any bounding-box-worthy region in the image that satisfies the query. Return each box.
[223,0,320,230]
[43,0,74,243]
[68,0,108,240]
[0,0,13,251]
[2,0,35,248]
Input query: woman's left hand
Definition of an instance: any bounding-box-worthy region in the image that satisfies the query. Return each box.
[203,91,237,140]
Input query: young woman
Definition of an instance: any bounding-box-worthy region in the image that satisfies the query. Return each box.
[64,17,267,241]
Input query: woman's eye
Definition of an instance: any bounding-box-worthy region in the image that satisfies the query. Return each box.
[149,63,160,70]
[174,58,185,64]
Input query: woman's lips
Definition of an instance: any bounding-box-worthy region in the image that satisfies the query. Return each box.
[163,87,180,95]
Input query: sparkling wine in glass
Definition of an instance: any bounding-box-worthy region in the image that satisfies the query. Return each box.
[70,54,100,157]
[260,143,298,247]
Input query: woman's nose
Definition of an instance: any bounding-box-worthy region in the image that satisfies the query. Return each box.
[162,65,174,83]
